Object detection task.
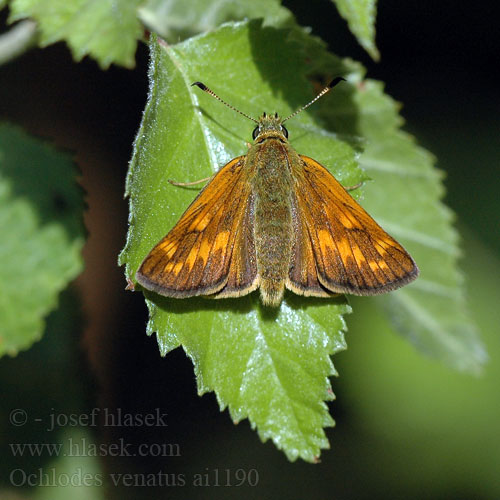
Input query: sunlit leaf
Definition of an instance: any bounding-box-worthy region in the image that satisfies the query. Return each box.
[9,0,143,68]
[331,0,379,60]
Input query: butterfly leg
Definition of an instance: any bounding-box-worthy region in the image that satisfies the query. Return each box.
[344,181,364,192]
[168,174,214,187]
[125,276,135,291]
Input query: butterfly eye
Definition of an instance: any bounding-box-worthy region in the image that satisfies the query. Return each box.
[252,126,260,140]
[281,125,288,138]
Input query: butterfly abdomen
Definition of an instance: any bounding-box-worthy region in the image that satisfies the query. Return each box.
[252,140,294,306]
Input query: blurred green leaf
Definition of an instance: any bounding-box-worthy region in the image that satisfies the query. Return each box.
[337,231,500,497]
[293,30,485,372]
[32,428,105,500]
[332,0,379,60]
[120,20,482,460]
[0,290,87,480]
[351,84,484,372]
[0,124,84,356]
[8,0,143,68]
[138,0,294,41]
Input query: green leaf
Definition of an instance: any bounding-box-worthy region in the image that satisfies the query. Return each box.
[355,85,486,372]
[119,23,360,462]
[138,0,294,41]
[8,0,143,68]
[331,0,379,60]
[0,124,84,356]
[120,21,482,460]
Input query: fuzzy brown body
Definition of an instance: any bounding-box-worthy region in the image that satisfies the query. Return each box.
[136,114,418,307]
[249,129,295,305]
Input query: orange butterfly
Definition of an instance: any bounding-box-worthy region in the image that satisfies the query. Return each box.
[136,79,418,306]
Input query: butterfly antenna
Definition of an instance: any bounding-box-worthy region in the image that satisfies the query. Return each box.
[191,82,258,124]
[282,77,346,123]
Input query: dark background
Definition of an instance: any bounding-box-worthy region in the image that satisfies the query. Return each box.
[1,0,499,498]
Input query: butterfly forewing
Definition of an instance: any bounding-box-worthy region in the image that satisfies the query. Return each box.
[136,156,257,297]
[290,155,418,295]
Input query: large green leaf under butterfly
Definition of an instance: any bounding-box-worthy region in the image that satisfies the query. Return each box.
[120,21,483,461]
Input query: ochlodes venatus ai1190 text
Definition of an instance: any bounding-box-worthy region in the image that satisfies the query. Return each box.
[136,78,418,306]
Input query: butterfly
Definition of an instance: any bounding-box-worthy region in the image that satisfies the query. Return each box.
[136,78,418,307]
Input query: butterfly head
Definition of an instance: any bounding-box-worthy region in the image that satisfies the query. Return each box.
[252,112,289,141]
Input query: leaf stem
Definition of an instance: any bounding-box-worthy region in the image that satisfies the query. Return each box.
[0,20,38,66]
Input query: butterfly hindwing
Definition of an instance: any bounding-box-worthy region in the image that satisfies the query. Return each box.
[289,155,418,295]
[215,192,259,298]
[286,192,333,298]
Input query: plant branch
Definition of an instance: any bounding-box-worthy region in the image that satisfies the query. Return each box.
[0,20,38,66]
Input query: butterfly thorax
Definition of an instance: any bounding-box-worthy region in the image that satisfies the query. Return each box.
[247,113,297,306]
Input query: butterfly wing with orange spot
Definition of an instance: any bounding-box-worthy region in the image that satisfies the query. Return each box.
[136,156,258,298]
[288,155,418,295]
